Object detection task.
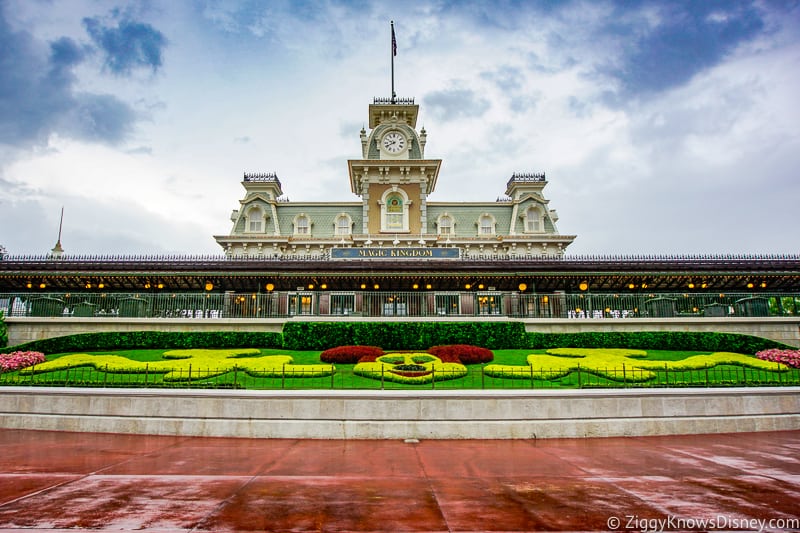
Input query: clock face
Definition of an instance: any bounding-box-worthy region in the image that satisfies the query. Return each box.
[382,131,406,154]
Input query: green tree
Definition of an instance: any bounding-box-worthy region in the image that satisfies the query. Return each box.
[0,311,8,348]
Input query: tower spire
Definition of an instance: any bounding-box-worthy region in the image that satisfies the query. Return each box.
[50,206,64,259]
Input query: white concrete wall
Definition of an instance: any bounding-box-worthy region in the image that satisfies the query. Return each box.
[523,317,800,348]
[1,387,797,439]
[6,317,285,347]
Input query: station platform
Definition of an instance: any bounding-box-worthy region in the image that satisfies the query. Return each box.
[0,429,798,531]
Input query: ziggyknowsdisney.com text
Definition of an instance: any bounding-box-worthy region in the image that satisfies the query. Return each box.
[607,514,800,532]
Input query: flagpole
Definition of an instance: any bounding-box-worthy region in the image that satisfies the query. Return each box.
[390,20,396,103]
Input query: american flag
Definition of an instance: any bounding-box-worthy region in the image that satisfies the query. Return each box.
[391,24,397,56]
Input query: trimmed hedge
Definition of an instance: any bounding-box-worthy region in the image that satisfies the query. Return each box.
[9,331,283,354]
[526,331,790,354]
[282,321,528,351]
[320,345,384,364]
[428,344,494,364]
[5,320,790,356]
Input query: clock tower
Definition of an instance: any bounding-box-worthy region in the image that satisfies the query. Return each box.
[347,97,442,238]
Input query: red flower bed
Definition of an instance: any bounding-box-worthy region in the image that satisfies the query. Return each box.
[320,345,384,364]
[427,344,494,364]
[756,348,800,369]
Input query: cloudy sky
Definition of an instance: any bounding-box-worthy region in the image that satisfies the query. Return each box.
[1,0,798,257]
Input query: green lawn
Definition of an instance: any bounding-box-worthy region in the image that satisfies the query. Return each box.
[2,347,797,390]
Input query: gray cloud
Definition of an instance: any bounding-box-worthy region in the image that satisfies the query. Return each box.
[0,4,163,149]
[83,13,167,75]
[423,86,491,122]
[599,1,767,99]
[480,65,524,92]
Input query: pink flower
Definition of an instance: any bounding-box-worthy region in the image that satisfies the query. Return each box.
[0,351,46,372]
[756,349,800,369]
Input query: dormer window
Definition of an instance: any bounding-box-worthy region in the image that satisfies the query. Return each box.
[246,206,264,233]
[294,215,310,235]
[479,214,495,235]
[438,215,453,235]
[335,214,352,235]
[524,205,544,233]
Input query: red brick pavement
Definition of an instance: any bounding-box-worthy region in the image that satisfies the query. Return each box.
[0,429,798,532]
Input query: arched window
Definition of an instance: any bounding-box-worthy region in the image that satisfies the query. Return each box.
[380,189,410,232]
[247,206,264,233]
[294,215,310,235]
[525,206,543,233]
[386,194,403,229]
[438,215,453,235]
[336,214,351,235]
[479,214,494,235]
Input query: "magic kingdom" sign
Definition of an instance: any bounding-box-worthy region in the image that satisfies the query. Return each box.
[330,247,460,259]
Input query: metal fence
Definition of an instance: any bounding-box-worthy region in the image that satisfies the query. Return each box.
[1,291,798,319]
[2,363,797,390]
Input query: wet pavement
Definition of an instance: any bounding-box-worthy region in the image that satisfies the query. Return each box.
[0,429,798,532]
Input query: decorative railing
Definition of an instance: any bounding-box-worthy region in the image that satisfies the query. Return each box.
[507,172,546,188]
[3,253,797,263]
[2,291,798,319]
[243,172,281,185]
[373,97,415,105]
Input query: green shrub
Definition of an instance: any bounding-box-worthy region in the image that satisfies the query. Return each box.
[8,330,283,354]
[0,311,7,348]
[526,331,790,354]
[283,321,527,350]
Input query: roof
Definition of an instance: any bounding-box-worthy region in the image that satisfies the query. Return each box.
[2,254,799,293]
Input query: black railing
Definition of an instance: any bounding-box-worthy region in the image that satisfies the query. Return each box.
[3,364,797,390]
[4,253,798,262]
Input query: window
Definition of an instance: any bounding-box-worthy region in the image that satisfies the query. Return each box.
[336,215,351,235]
[386,194,403,229]
[477,292,501,315]
[330,292,355,315]
[288,292,314,315]
[247,207,263,233]
[438,215,452,235]
[295,215,309,235]
[383,294,407,316]
[525,206,543,233]
[380,189,410,232]
[479,215,494,235]
[435,293,460,315]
